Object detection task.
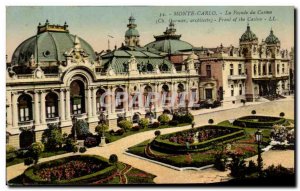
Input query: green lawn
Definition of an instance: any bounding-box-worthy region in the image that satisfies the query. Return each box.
[6,150,69,167]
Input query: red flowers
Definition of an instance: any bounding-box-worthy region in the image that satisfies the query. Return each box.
[36,160,103,181]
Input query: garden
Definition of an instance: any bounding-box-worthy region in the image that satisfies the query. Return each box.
[8,154,156,185]
[127,113,291,168]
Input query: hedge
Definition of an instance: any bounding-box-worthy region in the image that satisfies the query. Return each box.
[233,115,286,129]
[23,155,117,185]
[151,125,245,153]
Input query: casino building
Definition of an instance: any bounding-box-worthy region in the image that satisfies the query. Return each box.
[6,17,200,148]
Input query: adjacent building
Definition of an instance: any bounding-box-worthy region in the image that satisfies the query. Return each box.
[198,24,290,105]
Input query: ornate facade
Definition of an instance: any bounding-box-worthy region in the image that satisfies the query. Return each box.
[6,17,199,148]
[198,24,290,105]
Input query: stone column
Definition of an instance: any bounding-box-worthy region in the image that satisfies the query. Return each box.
[34,90,40,125]
[154,83,159,110]
[6,92,12,127]
[124,86,129,113]
[111,87,115,114]
[12,92,19,128]
[87,87,92,118]
[92,87,97,117]
[65,88,71,120]
[40,90,46,124]
[106,87,112,113]
[59,89,66,121]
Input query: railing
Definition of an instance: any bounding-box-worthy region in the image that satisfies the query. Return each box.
[45,74,60,78]
[46,117,60,124]
[18,120,34,127]
[115,108,125,113]
[17,74,34,79]
[228,74,247,80]
[72,113,87,120]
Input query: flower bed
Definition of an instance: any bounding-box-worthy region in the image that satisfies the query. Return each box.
[151,125,245,153]
[23,155,117,185]
[233,115,286,129]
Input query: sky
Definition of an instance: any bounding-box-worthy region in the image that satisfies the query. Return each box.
[6,6,294,61]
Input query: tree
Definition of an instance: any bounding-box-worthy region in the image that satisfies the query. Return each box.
[74,119,90,139]
[42,124,63,151]
[279,112,285,118]
[118,120,133,131]
[95,123,109,137]
[138,118,149,129]
[251,110,256,115]
[154,130,161,137]
[158,114,170,125]
[29,142,44,164]
[109,154,119,169]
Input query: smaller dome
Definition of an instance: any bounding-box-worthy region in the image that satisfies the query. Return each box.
[240,24,258,43]
[125,28,140,37]
[265,29,280,45]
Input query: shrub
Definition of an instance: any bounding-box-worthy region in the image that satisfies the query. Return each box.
[72,146,79,153]
[208,119,214,124]
[184,113,194,124]
[154,130,161,137]
[169,120,179,126]
[74,119,91,139]
[28,142,45,164]
[79,147,87,153]
[6,152,16,162]
[132,125,140,131]
[138,118,149,129]
[24,157,34,166]
[84,136,98,148]
[64,138,76,152]
[42,124,63,151]
[115,128,125,136]
[95,123,109,136]
[158,114,170,125]
[109,154,118,165]
[118,120,133,131]
[214,154,226,171]
[229,155,247,178]
[280,112,285,118]
[6,144,16,154]
[247,160,258,175]
[251,110,256,115]
[264,164,294,178]
[150,122,160,128]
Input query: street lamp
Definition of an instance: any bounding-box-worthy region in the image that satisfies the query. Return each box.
[255,128,263,176]
[72,115,77,143]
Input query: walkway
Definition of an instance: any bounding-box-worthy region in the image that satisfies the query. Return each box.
[6,99,294,184]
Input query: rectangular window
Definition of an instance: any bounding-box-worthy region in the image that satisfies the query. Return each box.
[205,89,213,99]
[238,64,242,75]
[73,104,82,114]
[230,64,234,75]
[19,108,30,122]
[282,64,285,73]
[239,84,242,95]
[46,106,56,118]
[277,64,280,74]
[231,85,234,96]
[206,65,211,78]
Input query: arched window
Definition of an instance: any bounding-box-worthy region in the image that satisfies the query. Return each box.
[160,64,169,72]
[144,86,152,107]
[162,84,170,105]
[147,64,153,72]
[96,89,106,112]
[115,88,124,110]
[45,92,58,118]
[18,94,32,122]
[70,80,85,114]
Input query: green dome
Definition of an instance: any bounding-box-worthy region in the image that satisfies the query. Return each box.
[125,28,140,37]
[265,29,280,44]
[240,25,258,43]
[145,39,193,54]
[12,31,96,65]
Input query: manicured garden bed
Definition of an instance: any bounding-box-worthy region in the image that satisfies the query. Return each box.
[23,155,117,185]
[233,115,286,129]
[151,125,245,153]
